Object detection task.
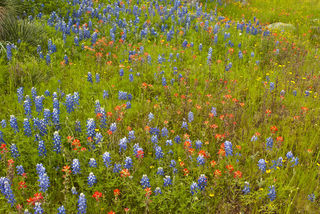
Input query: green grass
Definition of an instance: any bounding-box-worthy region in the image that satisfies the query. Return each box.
[0,0,320,213]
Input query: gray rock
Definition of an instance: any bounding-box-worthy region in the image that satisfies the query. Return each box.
[267,22,296,32]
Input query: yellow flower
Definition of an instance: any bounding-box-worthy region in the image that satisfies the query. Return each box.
[95,129,99,132]
[150,166,154,169]
[209,193,214,197]
[266,169,271,174]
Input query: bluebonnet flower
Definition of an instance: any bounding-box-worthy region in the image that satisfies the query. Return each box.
[71,187,78,195]
[34,202,44,214]
[181,121,188,130]
[35,96,44,113]
[268,186,276,201]
[308,193,315,202]
[52,108,60,126]
[74,36,79,46]
[65,94,74,113]
[89,158,97,167]
[166,140,173,146]
[188,111,194,123]
[103,90,109,99]
[38,173,50,192]
[151,135,158,144]
[258,159,267,173]
[73,92,80,106]
[94,100,101,114]
[87,172,97,187]
[10,144,20,159]
[31,87,37,102]
[102,152,111,168]
[6,44,12,61]
[305,90,310,97]
[198,174,207,191]
[72,159,81,174]
[23,119,32,136]
[110,123,117,132]
[154,187,162,195]
[155,146,164,159]
[95,73,100,83]
[86,118,96,139]
[161,127,168,138]
[128,130,135,141]
[162,77,167,86]
[16,165,24,175]
[190,182,199,195]
[293,90,297,96]
[0,177,16,206]
[199,43,202,51]
[270,82,275,92]
[0,119,6,128]
[77,193,87,214]
[10,115,19,133]
[46,54,51,65]
[148,113,154,122]
[266,137,273,149]
[195,140,202,150]
[251,135,258,142]
[57,205,66,214]
[197,155,205,166]
[53,131,61,154]
[129,74,134,82]
[87,72,93,83]
[0,131,4,144]
[119,69,124,77]
[119,137,128,153]
[75,120,81,133]
[163,176,172,187]
[36,163,46,176]
[53,97,59,111]
[170,160,176,168]
[291,157,299,167]
[113,164,122,173]
[174,135,181,144]
[17,87,24,103]
[243,182,250,194]
[38,140,47,157]
[124,157,133,169]
[140,175,151,189]
[157,167,164,176]
[43,109,51,124]
[224,141,233,156]
[286,151,294,159]
[64,55,69,65]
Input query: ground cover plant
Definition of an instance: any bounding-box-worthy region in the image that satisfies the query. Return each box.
[0,0,320,213]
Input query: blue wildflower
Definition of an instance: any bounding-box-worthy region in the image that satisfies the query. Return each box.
[72,159,81,174]
[140,175,151,189]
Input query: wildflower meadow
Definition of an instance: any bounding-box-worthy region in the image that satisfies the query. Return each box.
[0,0,320,213]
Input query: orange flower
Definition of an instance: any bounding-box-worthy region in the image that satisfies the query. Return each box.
[92,191,102,201]
[210,160,216,168]
[120,169,130,177]
[226,164,234,172]
[214,169,222,177]
[234,170,242,178]
[113,189,120,197]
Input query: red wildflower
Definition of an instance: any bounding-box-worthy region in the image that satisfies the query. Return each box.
[92,191,102,201]
[226,164,234,172]
[113,189,120,197]
[234,170,242,178]
[210,160,216,168]
[18,181,27,189]
[120,169,130,177]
